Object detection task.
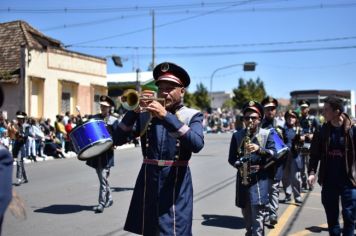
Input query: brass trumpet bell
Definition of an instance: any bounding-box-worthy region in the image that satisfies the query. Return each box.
[120,89,140,110]
[120,89,166,111]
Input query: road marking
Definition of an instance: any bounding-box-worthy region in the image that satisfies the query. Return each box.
[267,203,299,236]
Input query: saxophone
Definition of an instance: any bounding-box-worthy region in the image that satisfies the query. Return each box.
[239,123,253,186]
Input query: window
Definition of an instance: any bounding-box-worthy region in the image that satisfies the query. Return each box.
[61,92,71,114]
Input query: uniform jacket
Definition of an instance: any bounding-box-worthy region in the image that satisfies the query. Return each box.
[299,115,320,141]
[0,145,13,218]
[228,127,277,208]
[85,114,116,169]
[261,118,287,181]
[283,125,303,170]
[114,106,204,236]
[308,113,356,186]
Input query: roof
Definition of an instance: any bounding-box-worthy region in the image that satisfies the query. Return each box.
[0,20,63,81]
[107,71,154,84]
[290,89,351,98]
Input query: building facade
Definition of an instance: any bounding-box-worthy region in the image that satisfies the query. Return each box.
[0,20,108,121]
[290,89,355,117]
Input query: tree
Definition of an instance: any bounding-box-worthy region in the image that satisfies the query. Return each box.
[183,90,196,108]
[193,82,211,111]
[232,77,266,109]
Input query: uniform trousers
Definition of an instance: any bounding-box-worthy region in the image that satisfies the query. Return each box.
[13,141,28,182]
[96,168,112,207]
[321,184,356,236]
[282,153,301,200]
[268,179,279,218]
[241,190,266,236]
[300,152,310,189]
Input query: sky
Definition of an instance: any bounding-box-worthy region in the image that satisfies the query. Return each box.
[1,0,356,99]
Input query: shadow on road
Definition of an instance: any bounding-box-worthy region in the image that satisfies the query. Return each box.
[305,226,328,233]
[34,204,93,214]
[201,214,245,229]
[111,187,134,192]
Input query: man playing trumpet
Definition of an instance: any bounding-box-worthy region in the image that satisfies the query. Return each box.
[114,62,204,236]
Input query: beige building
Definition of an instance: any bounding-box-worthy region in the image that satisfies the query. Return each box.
[290,89,355,117]
[0,20,108,121]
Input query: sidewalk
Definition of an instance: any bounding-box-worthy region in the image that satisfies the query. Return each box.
[12,143,136,165]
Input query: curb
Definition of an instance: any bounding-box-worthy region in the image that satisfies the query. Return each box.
[12,143,137,165]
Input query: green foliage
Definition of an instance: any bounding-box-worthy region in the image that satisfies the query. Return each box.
[194,83,211,111]
[232,77,266,109]
[183,90,197,108]
[184,82,211,111]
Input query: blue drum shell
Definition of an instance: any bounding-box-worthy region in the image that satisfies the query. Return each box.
[69,119,113,160]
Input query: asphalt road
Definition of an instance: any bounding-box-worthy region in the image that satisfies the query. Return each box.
[3,133,334,236]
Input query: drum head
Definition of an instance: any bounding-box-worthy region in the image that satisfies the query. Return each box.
[77,139,113,160]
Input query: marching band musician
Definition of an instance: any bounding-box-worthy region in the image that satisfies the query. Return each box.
[113,62,204,235]
[228,101,278,236]
[281,110,303,204]
[298,100,320,191]
[12,111,29,186]
[261,96,286,225]
[0,85,13,235]
[86,95,117,213]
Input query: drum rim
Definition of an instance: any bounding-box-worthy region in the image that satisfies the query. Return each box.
[69,118,105,135]
[77,138,113,160]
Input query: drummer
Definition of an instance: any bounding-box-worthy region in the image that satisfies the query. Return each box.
[86,95,117,213]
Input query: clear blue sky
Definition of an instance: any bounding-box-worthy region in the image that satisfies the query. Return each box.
[1,0,355,99]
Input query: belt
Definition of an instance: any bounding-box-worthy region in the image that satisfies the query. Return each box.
[143,159,189,167]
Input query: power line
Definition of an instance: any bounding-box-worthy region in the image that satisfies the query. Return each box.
[65,0,260,47]
[157,2,356,15]
[41,13,148,31]
[69,35,356,50]
[111,45,356,58]
[194,61,356,80]
[38,2,356,32]
[0,0,287,14]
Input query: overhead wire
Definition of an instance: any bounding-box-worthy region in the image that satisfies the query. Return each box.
[64,0,268,47]
[0,0,290,14]
[110,45,356,58]
[35,2,356,32]
[69,35,356,50]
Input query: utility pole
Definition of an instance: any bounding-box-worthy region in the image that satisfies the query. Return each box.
[151,9,155,70]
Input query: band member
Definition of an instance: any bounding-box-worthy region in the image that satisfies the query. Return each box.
[113,62,204,235]
[298,100,320,191]
[12,111,29,186]
[0,85,13,235]
[261,96,286,225]
[281,110,302,204]
[86,95,117,213]
[228,100,277,236]
[308,96,356,236]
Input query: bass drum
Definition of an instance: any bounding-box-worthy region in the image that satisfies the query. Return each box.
[69,119,113,160]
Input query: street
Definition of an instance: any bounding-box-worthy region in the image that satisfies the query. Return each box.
[4,133,331,236]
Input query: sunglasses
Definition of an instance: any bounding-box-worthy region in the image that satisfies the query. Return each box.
[243,116,259,121]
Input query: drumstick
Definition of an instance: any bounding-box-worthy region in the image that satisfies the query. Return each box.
[76,105,81,116]
[76,105,84,124]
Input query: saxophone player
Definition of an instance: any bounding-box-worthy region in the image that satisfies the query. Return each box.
[228,101,278,236]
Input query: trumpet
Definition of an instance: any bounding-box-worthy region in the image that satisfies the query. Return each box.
[120,89,165,111]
